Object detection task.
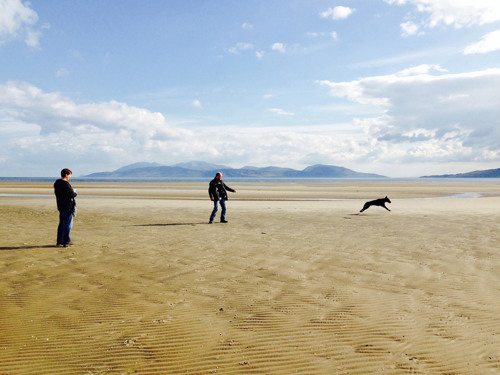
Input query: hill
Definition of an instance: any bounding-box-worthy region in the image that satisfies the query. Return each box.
[84,162,386,179]
[421,168,500,178]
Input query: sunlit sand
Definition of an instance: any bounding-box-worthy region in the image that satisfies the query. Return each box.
[1,180,500,374]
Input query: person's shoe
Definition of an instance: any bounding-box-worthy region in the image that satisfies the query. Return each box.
[208,221,213,224]
[220,220,228,223]
[64,242,73,247]
[56,243,63,247]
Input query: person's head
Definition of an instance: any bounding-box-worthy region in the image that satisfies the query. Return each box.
[215,172,222,180]
[61,168,72,180]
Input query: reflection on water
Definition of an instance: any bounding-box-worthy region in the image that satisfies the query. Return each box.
[430,192,482,199]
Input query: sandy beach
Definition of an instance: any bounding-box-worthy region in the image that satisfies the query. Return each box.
[1,180,500,374]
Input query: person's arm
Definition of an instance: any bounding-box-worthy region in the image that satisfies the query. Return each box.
[67,183,77,198]
[224,183,236,193]
[208,181,215,200]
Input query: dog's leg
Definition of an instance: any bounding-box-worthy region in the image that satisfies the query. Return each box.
[360,203,370,212]
[382,204,391,211]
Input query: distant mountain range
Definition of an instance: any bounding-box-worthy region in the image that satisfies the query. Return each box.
[421,167,500,178]
[84,162,387,179]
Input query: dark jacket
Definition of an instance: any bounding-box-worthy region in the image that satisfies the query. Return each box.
[208,178,235,201]
[54,179,77,212]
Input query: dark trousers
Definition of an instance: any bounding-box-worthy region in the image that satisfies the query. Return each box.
[209,199,227,222]
[57,209,73,245]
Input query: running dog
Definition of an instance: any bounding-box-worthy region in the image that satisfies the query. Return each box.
[360,196,391,212]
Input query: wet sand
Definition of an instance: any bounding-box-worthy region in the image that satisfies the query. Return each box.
[1,180,500,374]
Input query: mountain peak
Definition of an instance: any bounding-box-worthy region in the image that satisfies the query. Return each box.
[172,161,229,171]
[115,162,163,173]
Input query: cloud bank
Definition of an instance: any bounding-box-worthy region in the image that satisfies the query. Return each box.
[2,63,500,177]
[0,81,368,176]
[318,65,500,166]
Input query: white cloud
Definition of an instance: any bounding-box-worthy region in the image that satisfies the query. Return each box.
[192,99,202,108]
[306,31,338,40]
[228,42,255,54]
[24,29,41,48]
[255,50,265,59]
[317,66,500,167]
[0,0,43,47]
[55,68,69,77]
[271,42,286,53]
[400,21,420,36]
[464,29,500,54]
[268,108,294,116]
[242,22,253,29]
[385,0,500,29]
[320,6,354,20]
[397,64,447,76]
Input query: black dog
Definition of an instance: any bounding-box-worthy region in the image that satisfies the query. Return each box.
[360,196,391,212]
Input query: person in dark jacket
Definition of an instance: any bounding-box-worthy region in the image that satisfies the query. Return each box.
[54,168,77,247]
[208,172,236,224]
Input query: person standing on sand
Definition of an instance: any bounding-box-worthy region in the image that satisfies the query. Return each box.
[54,168,77,247]
[208,172,236,224]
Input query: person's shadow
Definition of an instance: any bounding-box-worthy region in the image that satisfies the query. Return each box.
[0,245,60,251]
[130,222,207,227]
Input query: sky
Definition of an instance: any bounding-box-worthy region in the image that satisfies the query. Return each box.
[1,0,500,178]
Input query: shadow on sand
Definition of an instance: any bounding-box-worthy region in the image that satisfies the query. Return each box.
[130,222,208,227]
[0,245,60,251]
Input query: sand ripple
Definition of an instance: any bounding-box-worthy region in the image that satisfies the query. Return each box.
[1,182,500,374]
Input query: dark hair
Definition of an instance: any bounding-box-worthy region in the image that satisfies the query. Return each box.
[215,172,222,177]
[61,168,72,178]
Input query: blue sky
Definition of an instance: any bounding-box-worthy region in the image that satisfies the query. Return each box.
[1,0,500,177]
